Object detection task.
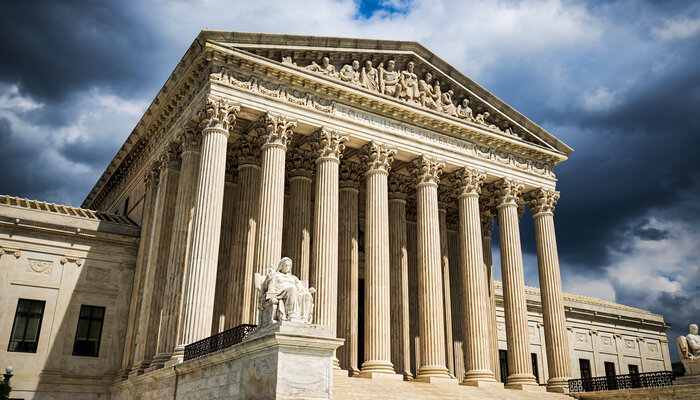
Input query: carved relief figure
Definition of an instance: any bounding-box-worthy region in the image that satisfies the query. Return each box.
[441,90,456,116]
[361,60,380,91]
[456,98,473,120]
[399,60,420,102]
[418,72,441,110]
[379,60,400,97]
[339,60,361,84]
[254,257,316,326]
[306,56,337,77]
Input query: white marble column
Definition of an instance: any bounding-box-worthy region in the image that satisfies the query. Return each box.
[491,178,538,388]
[338,161,361,375]
[131,146,181,375]
[388,174,412,379]
[227,135,261,327]
[310,128,346,368]
[410,155,451,381]
[179,99,239,350]
[525,188,571,392]
[119,162,159,379]
[212,145,238,334]
[479,200,500,382]
[285,149,314,282]
[454,168,497,385]
[359,142,397,377]
[447,219,466,382]
[252,114,296,323]
[406,204,420,377]
[150,126,202,369]
[437,190,455,378]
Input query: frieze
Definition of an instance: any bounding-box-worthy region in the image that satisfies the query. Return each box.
[210,67,556,179]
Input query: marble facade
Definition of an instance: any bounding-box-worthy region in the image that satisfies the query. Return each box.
[0,31,674,399]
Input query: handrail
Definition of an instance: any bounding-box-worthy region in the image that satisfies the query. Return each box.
[183,324,257,361]
[568,370,674,392]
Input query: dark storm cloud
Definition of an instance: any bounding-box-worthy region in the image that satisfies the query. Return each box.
[0,0,160,106]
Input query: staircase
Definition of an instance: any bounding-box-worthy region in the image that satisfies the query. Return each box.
[333,373,574,400]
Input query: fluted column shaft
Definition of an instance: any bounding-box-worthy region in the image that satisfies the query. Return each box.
[493,178,537,388]
[310,129,346,369]
[287,176,312,281]
[179,122,232,348]
[212,166,238,334]
[412,156,450,380]
[227,150,261,327]
[527,189,571,392]
[388,183,412,379]
[360,142,395,376]
[438,207,454,378]
[447,226,466,382]
[151,132,201,368]
[480,207,500,382]
[252,114,295,324]
[455,168,495,384]
[337,168,359,374]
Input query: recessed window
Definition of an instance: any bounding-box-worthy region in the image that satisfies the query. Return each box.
[72,305,105,357]
[8,299,46,353]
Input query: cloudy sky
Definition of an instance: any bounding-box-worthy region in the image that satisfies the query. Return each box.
[1,0,699,362]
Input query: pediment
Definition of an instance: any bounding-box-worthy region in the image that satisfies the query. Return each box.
[202,31,572,157]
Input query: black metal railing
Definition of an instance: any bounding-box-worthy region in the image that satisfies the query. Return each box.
[183,324,257,361]
[568,370,675,392]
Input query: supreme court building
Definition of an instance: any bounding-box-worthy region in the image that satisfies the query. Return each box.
[0,32,671,399]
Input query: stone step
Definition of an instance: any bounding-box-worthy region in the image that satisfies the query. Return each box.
[332,374,574,400]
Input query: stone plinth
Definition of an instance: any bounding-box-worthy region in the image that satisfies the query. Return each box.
[110,322,344,400]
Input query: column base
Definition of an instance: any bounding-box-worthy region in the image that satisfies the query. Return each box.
[359,360,396,377]
[357,371,405,380]
[146,352,172,372]
[505,373,543,391]
[413,375,458,384]
[416,365,452,381]
[461,374,502,388]
[333,356,341,370]
[546,377,570,393]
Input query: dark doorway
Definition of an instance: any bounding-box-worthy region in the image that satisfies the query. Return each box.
[499,350,508,384]
[531,353,539,384]
[629,364,640,388]
[604,361,617,390]
[579,359,592,391]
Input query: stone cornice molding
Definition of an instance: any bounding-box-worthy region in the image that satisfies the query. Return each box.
[339,160,363,190]
[360,142,395,175]
[489,178,524,207]
[312,127,347,162]
[201,97,240,135]
[388,173,411,200]
[286,148,315,179]
[453,167,486,198]
[258,113,297,150]
[409,155,444,186]
[524,188,560,216]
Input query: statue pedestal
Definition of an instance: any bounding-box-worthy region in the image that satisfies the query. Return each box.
[681,358,700,376]
[110,321,344,400]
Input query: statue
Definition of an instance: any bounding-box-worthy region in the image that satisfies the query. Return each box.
[379,60,401,97]
[361,60,379,91]
[441,90,456,116]
[399,61,420,102]
[281,56,296,66]
[679,323,700,376]
[254,257,316,326]
[456,98,473,120]
[418,72,441,111]
[306,56,337,77]
[338,60,361,84]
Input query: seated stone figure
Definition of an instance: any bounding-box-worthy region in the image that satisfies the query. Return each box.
[254,257,315,327]
[678,323,700,376]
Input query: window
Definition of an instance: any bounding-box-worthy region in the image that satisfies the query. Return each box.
[499,350,509,383]
[604,361,617,390]
[72,305,105,357]
[629,364,640,388]
[531,353,539,384]
[8,299,45,353]
[579,358,591,380]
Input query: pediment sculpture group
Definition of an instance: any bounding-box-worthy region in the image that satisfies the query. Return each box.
[254,257,315,326]
[282,56,517,138]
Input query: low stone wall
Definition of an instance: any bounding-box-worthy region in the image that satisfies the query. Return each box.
[569,380,700,400]
[110,322,343,400]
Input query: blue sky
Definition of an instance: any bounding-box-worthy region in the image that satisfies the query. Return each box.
[1,0,698,362]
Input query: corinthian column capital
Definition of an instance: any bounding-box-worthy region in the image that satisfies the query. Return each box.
[360,142,396,174]
[258,113,297,150]
[410,155,444,186]
[479,198,495,238]
[312,127,347,162]
[199,97,240,134]
[489,178,524,206]
[339,161,363,190]
[438,186,453,210]
[524,188,560,216]
[144,162,160,190]
[159,142,182,171]
[287,148,315,179]
[454,167,486,197]
[388,173,412,200]
[178,122,203,153]
[236,134,262,166]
